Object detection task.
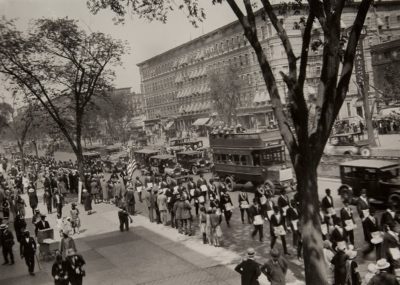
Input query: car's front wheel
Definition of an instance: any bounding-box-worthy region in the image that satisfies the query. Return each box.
[360,147,371,157]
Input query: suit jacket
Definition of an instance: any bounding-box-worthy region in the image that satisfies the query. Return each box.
[331,251,347,285]
[321,195,334,212]
[35,220,50,236]
[277,195,289,209]
[261,257,288,285]
[382,232,400,261]
[66,254,86,279]
[367,272,400,285]
[238,193,250,206]
[52,261,68,283]
[234,259,261,285]
[381,211,397,230]
[356,197,370,219]
[340,207,355,229]
[20,237,36,257]
[330,227,347,249]
[363,215,379,242]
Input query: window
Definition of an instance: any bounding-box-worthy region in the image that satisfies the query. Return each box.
[385,16,390,28]
[347,102,351,117]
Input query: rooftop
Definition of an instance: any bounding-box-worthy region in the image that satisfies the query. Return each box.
[340,159,399,168]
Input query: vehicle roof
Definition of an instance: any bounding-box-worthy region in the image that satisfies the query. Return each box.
[82,152,101,156]
[134,149,159,154]
[150,154,175,159]
[330,132,362,137]
[177,151,202,155]
[340,159,399,169]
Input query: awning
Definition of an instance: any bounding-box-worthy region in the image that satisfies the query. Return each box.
[192,118,210,126]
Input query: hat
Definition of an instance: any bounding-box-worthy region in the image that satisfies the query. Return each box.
[28,188,35,193]
[270,248,280,258]
[247,248,255,257]
[371,231,383,244]
[323,240,332,249]
[346,245,357,260]
[82,189,87,192]
[376,258,390,270]
[336,241,347,252]
[367,263,378,274]
[35,209,40,213]
[0,224,7,230]
[40,213,46,218]
[71,202,77,206]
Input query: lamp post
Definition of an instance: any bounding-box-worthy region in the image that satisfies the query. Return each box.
[354,26,377,146]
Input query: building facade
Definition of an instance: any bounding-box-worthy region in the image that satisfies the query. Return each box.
[137,1,400,136]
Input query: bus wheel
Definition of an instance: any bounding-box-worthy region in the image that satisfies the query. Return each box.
[225,176,236,192]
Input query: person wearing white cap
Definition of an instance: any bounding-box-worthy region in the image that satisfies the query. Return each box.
[364,263,378,284]
[344,245,361,285]
[234,248,261,285]
[331,241,348,285]
[367,259,399,285]
[0,223,14,265]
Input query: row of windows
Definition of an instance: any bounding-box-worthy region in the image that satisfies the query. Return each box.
[213,149,285,167]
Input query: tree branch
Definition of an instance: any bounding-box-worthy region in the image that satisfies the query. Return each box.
[298,13,315,90]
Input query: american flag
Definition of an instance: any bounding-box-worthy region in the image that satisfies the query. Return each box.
[127,157,137,177]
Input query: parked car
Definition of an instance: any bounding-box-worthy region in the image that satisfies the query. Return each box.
[324,132,371,156]
[149,154,189,182]
[176,150,211,175]
[337,159,400,207]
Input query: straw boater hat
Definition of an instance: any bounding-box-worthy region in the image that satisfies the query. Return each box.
[82,189,87,193]
[336,241,347,252]
[367,263,378,274]
[346,245,357,260]
[371,231,383,244]
[28,188,35,193]
[376,258,390,270]
[247,248,255,258]
[0,224,7,230]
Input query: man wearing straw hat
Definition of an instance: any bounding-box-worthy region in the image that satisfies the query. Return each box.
[367,258,399,285]
[20,230,37,276]
[0,223,15,265]
[234,248,261,285]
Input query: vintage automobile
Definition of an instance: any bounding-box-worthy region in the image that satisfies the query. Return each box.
[176,150,211,175]
[82,151,101,163]
[149,154,188,181]
[324,132,371,157]
[133,149,159,169]
[168,138,204,153]
[209,129,294,192]
[338,159,400,207]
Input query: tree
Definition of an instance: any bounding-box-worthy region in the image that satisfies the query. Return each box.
[87,0,373,283]
[381,62,400,104]
[0,102,13,133]
[209,65,241,126]
[0,18,127,179]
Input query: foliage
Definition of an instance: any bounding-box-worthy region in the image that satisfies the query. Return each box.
[209,65,241,126]
[0,102,13,132]
[381,62,400,103]
[0,17,127,173]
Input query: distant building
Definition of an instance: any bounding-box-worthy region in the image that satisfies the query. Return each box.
[137,1,400,135]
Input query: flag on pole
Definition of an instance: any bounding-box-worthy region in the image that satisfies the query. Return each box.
[127,157,137,177]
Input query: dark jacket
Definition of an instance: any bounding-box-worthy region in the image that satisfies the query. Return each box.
[234,259,261,285]
[52,261,69,284]
[331,251,348,285]
[35,220,50,236]
[321,195,334,212]
[330,226,347,249]
[367,271,399,285]
[66,254,86,281]
[363,215,379,242]
[20,236,36,257]
[356,197,370,219]
[261,257,288,285]
[270,213,286,237]
[381,211,397,230]
[340,207,355,230]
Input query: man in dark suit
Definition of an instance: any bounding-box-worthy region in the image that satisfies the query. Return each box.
[362,208,382,259]
[270,206,289,255]
[20,230,36,275]
[381,206,398,231]
[340,200,356,245]
[261,248,288,285]
[234,248,261,285]
[35,214,50,236]
[321,188,336,226]
[367,258,400,285]
[381,225,400,274]
[330,217,347,251]
[331,241,348,285]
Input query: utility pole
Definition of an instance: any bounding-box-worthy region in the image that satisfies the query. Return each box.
[355,28,377,146]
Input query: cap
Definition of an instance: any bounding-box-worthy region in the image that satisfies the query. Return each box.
[270,248,280,258]
[247,248,255,257]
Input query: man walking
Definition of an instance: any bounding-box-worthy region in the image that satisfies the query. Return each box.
[157,189,168,225]
[118,206,132,232]
[235,248,261,285]
[20,230,36,275]
[0,223,14,265]
[261,248,288,285]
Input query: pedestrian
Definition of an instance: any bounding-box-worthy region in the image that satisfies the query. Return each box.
[53,191,64,217]
[59,231,77,260]
[381,224,400,274]
[344,245,361,285]
[43,189,53,214]
[144,186,156,223]
[125,185,136,215]
[234,248,261,285]
[270,206,289,255]
[205,208,213,244]
[277,189,290,229]
[15,195,26,218]
[28,188,38,215]
[199,206,207,244]
[0,223,14,265]
[261,248,288,285]
[238,189,251,224]
[220,189,233,227]
[70,203,80,235]
[362,207,382,260]
[322,240,335,284]
[286,199,300,248]
[157,189,168,225]
[2,198,10,221]
[118,206,132,232]
[135,176,144,203]
[82,189,93,215]
[330,216,347,251]
[321,188,336,226]
[381,205,398,231]
[100,175,108,203]
[65,248,86,285]
[19,230,36,276]
[364,263,378,284]
[52,254,69,285]
[14,214,27,243]
[367,258,399,285]
[210,207,222,247]
[90,178,99,204]
[35,213,51,236]
[341,199,356,246]
[174,195,192,235]
[250,199,264,242]
[331,241,348,285]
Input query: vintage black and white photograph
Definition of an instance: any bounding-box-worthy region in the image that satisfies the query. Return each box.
[1,0,400,284]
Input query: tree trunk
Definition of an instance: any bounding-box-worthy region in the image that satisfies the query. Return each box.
[17,140,25,173]
[296,154,328,285]
[75,110,85,183]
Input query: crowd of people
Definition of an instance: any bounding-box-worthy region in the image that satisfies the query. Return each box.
[3,152,400,284]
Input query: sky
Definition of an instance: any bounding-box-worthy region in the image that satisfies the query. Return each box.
[0,0,238,100]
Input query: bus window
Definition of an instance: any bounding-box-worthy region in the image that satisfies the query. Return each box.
[252,152,261,166]
[233,155,240,165]
[240,155,248,165]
